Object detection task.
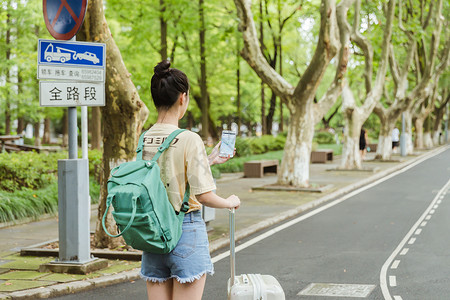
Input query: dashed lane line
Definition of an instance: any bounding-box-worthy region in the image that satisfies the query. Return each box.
[380,178,450,300]
[391,260,400,269]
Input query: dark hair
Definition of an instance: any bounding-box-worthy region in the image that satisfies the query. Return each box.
[151,60,189,110]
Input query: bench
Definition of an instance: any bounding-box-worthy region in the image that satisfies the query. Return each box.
[310,149,333,163]
[243,160,279,178]
[367,143,377,152]
[0,135,22,153]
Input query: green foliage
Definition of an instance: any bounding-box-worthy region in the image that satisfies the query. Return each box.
[234,137,252,157]
[0,152,62,192]
[0,182,58,223]
[247,135,286,155]
[313,131,335,144]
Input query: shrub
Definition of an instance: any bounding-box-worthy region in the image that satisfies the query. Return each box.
[0,152,62,192]
[247,135,286,155]
[313,131,335,144]
[0,183,58,223]
[234,137,252,157]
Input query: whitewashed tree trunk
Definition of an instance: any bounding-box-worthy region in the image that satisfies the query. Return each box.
[340,118,363,169]
[376,120,395,159]
[403,110,414,154]
[424,132,433,148]
[377,135,393,160]
[278,106,315,186]
[432,131,441,145]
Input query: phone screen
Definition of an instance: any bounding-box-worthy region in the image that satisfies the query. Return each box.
[219,130,236,157]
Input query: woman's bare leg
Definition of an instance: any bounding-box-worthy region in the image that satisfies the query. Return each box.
[173,274,207,300]
[146,279,173,300]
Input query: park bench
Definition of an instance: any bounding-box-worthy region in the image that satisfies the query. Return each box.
[310,149,333,163]
[367,143,378,152]
[0,135,22,153]
[243,160,279,178]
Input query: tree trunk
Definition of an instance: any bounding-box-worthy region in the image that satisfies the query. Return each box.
[160,0,167,60]
[423,116,433,148]
[80,0,149,249]
[33,121,41,147]
[42,117,51,144]
[376,117,395,160]
[278,105,315,186]
[340,113,363,169]
[236,43,242,136]
[266,91,276,135]
[423,132,433,148]
[403,110,414,154]
[5,6,11,136]
[17,117,25,135]
[91,107,102,150]
[199,0,209,139]
[415,118,424,148]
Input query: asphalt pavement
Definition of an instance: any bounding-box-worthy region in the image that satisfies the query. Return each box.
[0,145,448,299]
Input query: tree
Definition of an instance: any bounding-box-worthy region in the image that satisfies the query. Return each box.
[234,0,352,187]
[413,84,437,148]
[340,0,395,169]
[78,0,149,248]
[373,0,449,159]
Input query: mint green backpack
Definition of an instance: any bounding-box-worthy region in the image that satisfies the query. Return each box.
[102,129,190,254]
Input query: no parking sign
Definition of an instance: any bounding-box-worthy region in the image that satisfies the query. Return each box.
[43,0,88,40]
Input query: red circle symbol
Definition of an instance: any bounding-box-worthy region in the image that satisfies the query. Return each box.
[43,0,88,40]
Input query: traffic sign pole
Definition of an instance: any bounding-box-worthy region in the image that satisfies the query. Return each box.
[40,0,107,272]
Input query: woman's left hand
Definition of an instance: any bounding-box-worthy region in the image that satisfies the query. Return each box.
[208,141,236,166]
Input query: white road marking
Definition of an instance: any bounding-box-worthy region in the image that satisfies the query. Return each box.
[425,215,432,220]
[389,276,397,287]
[415,229,422,235]
[380,177,450,300]
[437,199,442,204]
[399,248,409,255]
[393,296,403,300]
[433,205,439,209]
[391,260,400,269]
[408,238,416,244]
[430,209,435,214]
[420,221,427,227]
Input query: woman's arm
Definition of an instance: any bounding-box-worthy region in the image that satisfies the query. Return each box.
[196,191,240,209]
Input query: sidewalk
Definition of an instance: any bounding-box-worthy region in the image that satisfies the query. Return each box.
[0,147,445,299]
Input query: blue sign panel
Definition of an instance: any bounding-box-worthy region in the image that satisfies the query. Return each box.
[38,39,105,68]
[43,0,88,40]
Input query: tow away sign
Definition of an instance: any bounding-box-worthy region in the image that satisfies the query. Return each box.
[37,39,106,82]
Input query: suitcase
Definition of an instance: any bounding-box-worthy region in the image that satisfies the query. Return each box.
[227,208,285,300]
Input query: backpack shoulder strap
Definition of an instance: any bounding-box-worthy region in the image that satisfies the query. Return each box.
[136,130,148,161]
[151,129,186,162]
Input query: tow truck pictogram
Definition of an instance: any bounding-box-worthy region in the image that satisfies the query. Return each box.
[44,43,100,64]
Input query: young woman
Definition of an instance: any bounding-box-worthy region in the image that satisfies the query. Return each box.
[140,60,241,300]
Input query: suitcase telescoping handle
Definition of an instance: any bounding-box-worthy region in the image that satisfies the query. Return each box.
[229,208,236,286]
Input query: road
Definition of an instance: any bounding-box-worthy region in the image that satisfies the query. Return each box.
[53,147,450,300]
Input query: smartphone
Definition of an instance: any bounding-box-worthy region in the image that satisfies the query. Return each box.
[219,130,237,158]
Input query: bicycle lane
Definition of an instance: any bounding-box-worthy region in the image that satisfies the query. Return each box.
[380,177,450,300]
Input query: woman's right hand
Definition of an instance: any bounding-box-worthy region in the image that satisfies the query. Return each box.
[227,195,241,209]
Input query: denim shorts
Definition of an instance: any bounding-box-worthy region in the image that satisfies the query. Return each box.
[140,210,214,283]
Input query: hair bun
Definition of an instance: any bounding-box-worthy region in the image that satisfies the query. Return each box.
[154,60,171,77]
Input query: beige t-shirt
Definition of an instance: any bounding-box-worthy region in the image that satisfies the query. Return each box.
[142,123,216,212]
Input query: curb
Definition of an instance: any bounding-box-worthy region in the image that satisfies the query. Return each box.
[2,145,447,299]
[0,270,140,300]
